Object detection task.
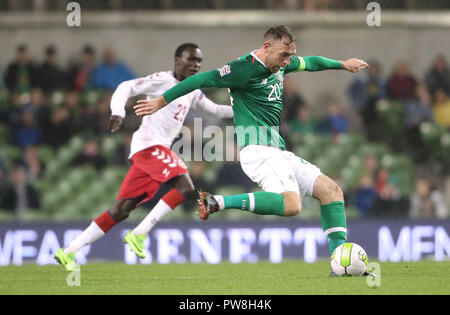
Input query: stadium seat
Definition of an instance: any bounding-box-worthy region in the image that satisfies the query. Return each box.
[38,145,55,164]
[53,203,86,221]
[50,90,67,108]
[0,210,14,222]
[341,165,364,190]
[294,146,315,162]
[101,135,124,161]
[0,145,21,168]
[420,122,444,147]
[0,123,10,145]
[335,133,365,152]
[69,135,84,152]
[359,143,388,161]
[57,146,80,165]
[315,156,341,177]
[439,132,450,164]
[303,134,330,157]
[17,211,51,222]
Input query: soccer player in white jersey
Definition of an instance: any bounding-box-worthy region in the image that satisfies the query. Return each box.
[55,43,233,271]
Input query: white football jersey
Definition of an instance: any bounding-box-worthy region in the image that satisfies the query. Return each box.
[110,71,233,159]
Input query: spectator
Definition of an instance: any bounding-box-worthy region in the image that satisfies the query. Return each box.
[370,175,410,217]
[425,54,450,98]
[387,61,417,100]
[410,178,448,219]
[77,101,102,135]
[289,106,317,135]
[282,77,305,123]
[43,105,73,148]
[71,138,106,170]
[15,106,40,149]
[317,99,349,136]
[23,146,44,180]
[0,163,41,214]
[432,88,450,129]
[26,88,52,133]
[404,83,434,129]
[92,47,135,91]
[0,159,5,179]
[0,68,4,89]
[37,45,64,95]
[354,174,378,217]
[363,153,380,183]
[404,82,435,159]
[4,44,38,94]
[347,60,387,140]
[66,45,96,92]
[113,133,132,166]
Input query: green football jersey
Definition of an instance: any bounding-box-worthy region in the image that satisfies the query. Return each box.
[162,53,341,150]
[164,52,306,151]
[218,53,305,150]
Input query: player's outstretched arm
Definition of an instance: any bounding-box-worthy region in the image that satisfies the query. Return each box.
[192,94,233,119]
[110,76,162,130]
[135,65,250,117]
[340,58,369,73]
[299,56,368,73]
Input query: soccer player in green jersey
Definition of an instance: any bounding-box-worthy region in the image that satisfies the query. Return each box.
[134,25,369,273]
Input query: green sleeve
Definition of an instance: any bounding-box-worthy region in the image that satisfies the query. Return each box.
[287,56,342,73]
[302,56,342,72]
[285,56,306,74]
[163,60,252,103]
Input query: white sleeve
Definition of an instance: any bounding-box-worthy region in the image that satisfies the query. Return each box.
[110,75,166,118]
[191,91,234,119]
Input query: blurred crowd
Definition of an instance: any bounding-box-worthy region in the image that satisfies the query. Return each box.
[0,43,448,220]
[281,55,450,219]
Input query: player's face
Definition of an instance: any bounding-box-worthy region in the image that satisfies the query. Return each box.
[175,47,203,81]
[265,38,296,73]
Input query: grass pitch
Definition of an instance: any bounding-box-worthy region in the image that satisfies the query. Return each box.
[1,260,449,295]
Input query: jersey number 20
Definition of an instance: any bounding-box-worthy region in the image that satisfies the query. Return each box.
[268,83,282,101]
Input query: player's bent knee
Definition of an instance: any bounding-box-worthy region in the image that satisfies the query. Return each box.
[313,175,344,204]
[282,192,302,217]
[325,182,344,203]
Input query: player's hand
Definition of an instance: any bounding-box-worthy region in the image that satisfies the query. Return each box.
[134,96,168,117]
[342,58,369,73]
[108,115,124,133]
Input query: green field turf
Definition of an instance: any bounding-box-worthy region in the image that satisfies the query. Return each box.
[0,261,449,295]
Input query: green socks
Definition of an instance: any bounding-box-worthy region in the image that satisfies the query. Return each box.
[320,201,347,254]
[218,192,285,216]
[215,194,347,255]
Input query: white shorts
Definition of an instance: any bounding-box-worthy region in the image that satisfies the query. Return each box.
[239,145,322,197]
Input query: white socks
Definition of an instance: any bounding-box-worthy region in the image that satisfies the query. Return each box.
[214,195,225,210]
[131,199,173,236]
[63,199,175,254]
[64,222,105,254]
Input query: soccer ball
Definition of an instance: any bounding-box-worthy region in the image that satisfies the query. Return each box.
[330,243,368,277]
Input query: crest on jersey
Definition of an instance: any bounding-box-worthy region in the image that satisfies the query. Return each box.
[218,65,231,77]
[276,71,283,82]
